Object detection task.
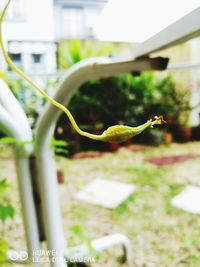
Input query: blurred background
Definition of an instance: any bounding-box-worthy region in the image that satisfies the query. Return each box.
[0,1,200,266]
[1,0,200,153]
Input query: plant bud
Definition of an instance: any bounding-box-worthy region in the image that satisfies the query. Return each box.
[100,116,165,143]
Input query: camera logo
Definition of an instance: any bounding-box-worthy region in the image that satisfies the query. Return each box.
[10,251,28,261]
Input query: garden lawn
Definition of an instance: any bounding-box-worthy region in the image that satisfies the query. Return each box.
[1,142,200,267]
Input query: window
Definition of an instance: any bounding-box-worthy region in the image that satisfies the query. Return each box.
[32,54,43,64]
[31,53,44,71]
[61,6,85,39]
[8,53,22,67]
[5,0,26,21]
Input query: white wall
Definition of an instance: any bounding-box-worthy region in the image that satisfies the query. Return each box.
[2,0,55,42]
[0,0,57,73]
[54,3,104,40]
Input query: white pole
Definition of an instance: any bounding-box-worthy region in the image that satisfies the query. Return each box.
[0,92,40,266]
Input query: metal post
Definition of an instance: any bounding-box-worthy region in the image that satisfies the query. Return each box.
[0,79,40,266]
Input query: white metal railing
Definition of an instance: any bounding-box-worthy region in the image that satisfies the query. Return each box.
[6,62,200,82]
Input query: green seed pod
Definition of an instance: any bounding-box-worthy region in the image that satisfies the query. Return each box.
[100,125,136,143]
[99,116,165,143]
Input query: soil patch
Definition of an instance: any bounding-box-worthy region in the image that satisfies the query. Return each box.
[147,154,198,166]
[125,144,147,153]
[71,150,107,160]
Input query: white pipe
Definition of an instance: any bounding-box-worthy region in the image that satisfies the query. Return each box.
[65,233,133,266]
[0,105,40,266]
[35,141,67,267]
[0,79,32,153]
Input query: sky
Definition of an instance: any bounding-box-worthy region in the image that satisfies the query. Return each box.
[93,0,200,42]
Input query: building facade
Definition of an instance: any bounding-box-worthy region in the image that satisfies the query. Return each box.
[54,0,107,40]
[1,0,107,73]
[1,0,57,73]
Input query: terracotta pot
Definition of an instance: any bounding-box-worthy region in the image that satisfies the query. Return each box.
[120,139,132,147]
[179,127,192,142]
[105,142,119,152]
[164,132,173,144]
[57,170,65,184]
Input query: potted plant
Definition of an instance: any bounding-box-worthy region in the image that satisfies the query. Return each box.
[155,75,195,143]
[177,110,192,142]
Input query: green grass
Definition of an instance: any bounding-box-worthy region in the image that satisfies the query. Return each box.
[57,143,200,266]
[1,142,200,266]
